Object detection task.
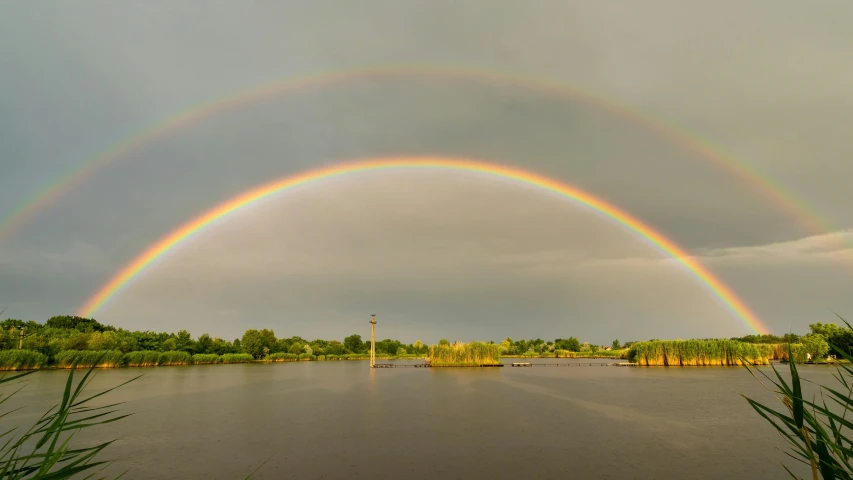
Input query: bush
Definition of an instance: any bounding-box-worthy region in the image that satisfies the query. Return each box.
[297,353,313,361]
[221,353,254,364]
[55,349,124,368]
[192,353,220,364]
[124,350,163,367]
[0,350,48,370]
[160,351,192,366]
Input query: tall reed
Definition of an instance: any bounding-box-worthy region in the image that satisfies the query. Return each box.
[628,340,773,366]
[55,349,125,368]
[0,356,139,478]
[742,316,853,478]
[192,353,221,364]
[124,350,163,367]
[159,351,192,366]
[0,349,48,370]
[221,353,254,364]
[428,342,502,366]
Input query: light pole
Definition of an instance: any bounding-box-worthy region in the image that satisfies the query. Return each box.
[370,314,376,368]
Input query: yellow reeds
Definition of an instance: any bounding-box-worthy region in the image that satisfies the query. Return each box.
[628,340,774,366]
[428,341,501,366]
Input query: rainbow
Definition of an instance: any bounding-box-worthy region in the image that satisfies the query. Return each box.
[0,65,842,249]
[77,156,770,334]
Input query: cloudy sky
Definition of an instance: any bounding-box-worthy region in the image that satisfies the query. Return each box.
[1,1,852,344]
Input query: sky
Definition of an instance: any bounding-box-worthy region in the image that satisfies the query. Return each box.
[1,1,852,344]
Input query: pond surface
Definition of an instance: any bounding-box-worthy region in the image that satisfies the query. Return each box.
[7,359,833,479]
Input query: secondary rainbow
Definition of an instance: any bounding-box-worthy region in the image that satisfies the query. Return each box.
[77,156,770,335]
[1,64,844,254]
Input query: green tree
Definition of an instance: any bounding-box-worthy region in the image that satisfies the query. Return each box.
[344,334,364,353]
[396,347,407,356]
[241,330,265,358]
[612,339,621,349]
[327,340,346,355]
[809,322,853,355]
[802,333,830,360]
[439,339,450,346]
[161,338,177,351]
[175,329,194,353]
[195,333,213,354]
[241,329,277,358]
[555,337,581,352]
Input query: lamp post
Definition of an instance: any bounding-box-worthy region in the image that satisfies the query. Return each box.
[370,315,376,368]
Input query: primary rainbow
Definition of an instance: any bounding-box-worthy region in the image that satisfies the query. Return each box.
[77,156,770,334]
[0,64,844,252]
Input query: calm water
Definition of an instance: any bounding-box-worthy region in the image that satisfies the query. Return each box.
[7,359,832,479]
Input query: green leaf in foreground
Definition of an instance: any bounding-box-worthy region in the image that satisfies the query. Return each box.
[744,317,853,480]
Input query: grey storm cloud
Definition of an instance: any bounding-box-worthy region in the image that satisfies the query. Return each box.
[1,0,852,342]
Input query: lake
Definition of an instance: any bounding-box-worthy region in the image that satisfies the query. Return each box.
[8,358,830,479]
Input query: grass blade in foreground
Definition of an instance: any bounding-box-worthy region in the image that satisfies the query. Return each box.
[743,321,853,480]
[0,354,138,479]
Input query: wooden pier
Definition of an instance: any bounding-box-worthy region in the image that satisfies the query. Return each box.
[373,363,431,368]
[373,364,505,368]
[511,362,634,367]
[373,362,635,368]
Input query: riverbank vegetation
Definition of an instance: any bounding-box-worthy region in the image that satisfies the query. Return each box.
[429,341,502,366]
[0,349,48,370]
[1,314,848,370]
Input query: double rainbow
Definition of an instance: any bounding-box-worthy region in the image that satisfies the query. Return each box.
[1,64,840,245]
[77,156,770,334]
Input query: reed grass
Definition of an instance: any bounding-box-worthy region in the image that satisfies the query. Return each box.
[221,353,254,364]
[428,342,502,366]
[0,356,139,478]
[192,353,221,364]
[55,349,125,368]
[124,350,163,367]
[297,353,313,361]
[159,351,192,366]
[266,352,299,362]
[552,350,626,358]
[0,349,48,370]
[742,316,853,478]
[628,340,773,366]
[324,354,371,361]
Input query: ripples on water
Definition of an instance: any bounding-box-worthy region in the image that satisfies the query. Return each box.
[8,359,833,479]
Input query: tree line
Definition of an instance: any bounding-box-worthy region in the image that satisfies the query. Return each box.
[1,315,631,360]
[6,314,845,362]
[0,316,428,360]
